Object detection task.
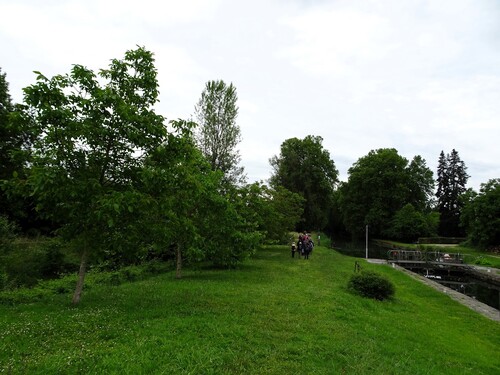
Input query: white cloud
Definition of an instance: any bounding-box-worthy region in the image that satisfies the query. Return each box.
[1,0,499,190]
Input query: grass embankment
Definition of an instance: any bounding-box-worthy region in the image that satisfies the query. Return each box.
[1,246,499,374]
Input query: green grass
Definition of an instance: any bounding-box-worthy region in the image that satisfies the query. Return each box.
[1,246,499,374]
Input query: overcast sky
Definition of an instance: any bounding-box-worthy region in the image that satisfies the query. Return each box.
[1,0,499,190]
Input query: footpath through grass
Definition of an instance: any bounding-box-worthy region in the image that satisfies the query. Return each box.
[1,246,499,374]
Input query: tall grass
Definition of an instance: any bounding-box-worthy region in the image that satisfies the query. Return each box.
[1,246,499,374]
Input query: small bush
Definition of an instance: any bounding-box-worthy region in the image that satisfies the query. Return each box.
[474,256,492,266]
[348,271,395,300]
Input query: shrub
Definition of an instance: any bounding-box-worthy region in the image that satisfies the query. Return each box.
[473,256,492,266]
[1,237,78,289]
[417,237,466,245]
[348,271,395,300]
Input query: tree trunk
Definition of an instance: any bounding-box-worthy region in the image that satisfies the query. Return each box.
[175,244,182,279]
[72,246,88,305]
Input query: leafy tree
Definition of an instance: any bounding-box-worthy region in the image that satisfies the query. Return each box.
[142,120,213,278]
[0,68,18,219]
[324,188,350,239]
[461,179,500,249]
[269,135,338,231]
[0,69,45,234]
[406,155,435,211]
[436,149,469,237]
[0,67,13,120]
[340,149,408,238]
[339,148,434,239]
[194,80,245,186]
[241,182,304,244]
[202,184,262,268]
[261,185,304,243]
[142,120,260,277]
[385,204,437,242]
[19,47,167,304]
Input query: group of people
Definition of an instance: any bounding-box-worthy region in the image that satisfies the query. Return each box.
[291,232,314,259]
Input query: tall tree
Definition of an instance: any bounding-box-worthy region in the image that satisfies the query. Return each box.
[142,119,261,277]
[239,182,305,244]
[340,148,408,238]
[0,68,15,216]
[406,155,435,211]
[461,179,500,249]
[19,47,167,304]
[435,149,469,237]
[0,68,40,231]
[339,148,435,239]
[269,135,338,231]
[0,68,13,117]
[194,80,245,186]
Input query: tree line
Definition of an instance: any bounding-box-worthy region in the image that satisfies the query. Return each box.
[1,47,499,303]
[0,48,304,303]
[272,135,498,248]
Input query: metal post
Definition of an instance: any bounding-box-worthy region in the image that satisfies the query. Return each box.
[365,225,368,259]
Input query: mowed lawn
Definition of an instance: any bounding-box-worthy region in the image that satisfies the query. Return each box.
[1,246,499,374]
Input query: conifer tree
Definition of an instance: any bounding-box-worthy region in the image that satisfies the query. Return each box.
[435,149,469,237]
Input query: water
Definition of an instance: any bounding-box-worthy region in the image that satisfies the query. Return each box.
[332,241,500,310]
[416,268,499,310]
[332,240,388,259]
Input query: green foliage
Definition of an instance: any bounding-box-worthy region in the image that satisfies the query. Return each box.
[270,135,338,231]
[348,270,395,300]
[141,120,260,274]
[473,256,492,266]
[436,149,469,237]
[200,184,262,268]
[18,47,167,303]
[461,179,500,249]
[406,155,435,211]
[417,237,465,245]
[263,185,305,244]
[385,204,438,242]
[339,148,434,239]
[0,68,39,231]
[0,215,16,245]
[241,182,305,244]
[0,237,77,290]
[0,261,170,305]
[194,80,245,186]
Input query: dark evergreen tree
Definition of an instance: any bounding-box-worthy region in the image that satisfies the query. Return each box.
[435,149,469,237]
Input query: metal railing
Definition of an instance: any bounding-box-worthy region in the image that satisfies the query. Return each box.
[387,250,468,264]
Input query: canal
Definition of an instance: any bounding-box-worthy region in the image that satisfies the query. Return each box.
[333,241,500,310]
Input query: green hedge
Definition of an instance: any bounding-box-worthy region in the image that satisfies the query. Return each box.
[417,237,466,245]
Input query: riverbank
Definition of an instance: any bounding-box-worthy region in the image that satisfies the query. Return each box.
[373,239,500,269]
[367,258,500,322]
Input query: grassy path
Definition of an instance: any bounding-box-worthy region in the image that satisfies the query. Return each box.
[1,246,499,374]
